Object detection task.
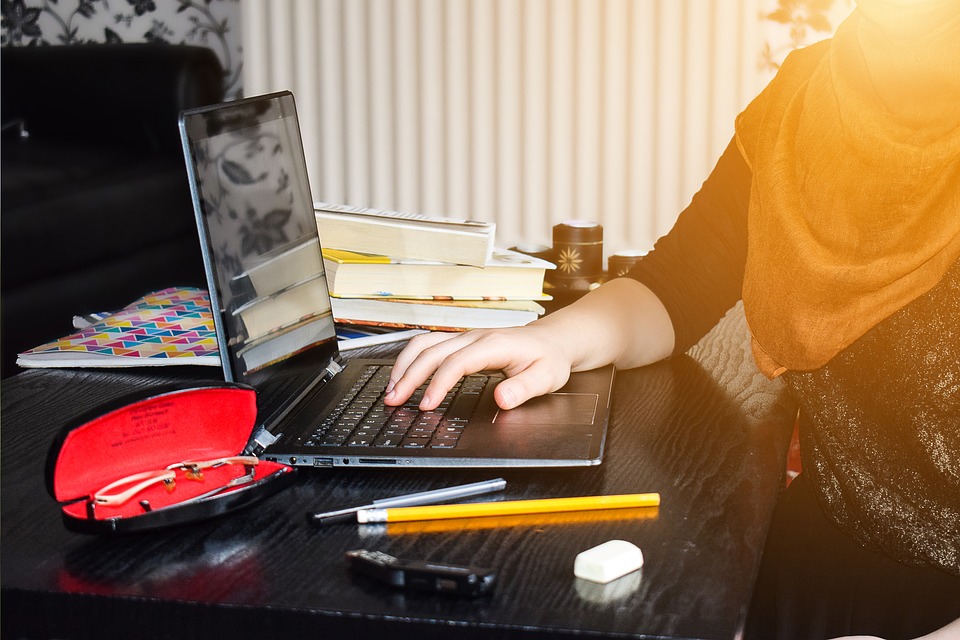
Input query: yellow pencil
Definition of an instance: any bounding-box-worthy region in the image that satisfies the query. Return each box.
[354,493,660,524]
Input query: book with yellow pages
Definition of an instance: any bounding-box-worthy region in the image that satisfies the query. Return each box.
[322,247,554,299]
[314,202,496,267]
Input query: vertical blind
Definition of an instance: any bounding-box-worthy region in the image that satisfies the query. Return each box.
[242,0,769,257]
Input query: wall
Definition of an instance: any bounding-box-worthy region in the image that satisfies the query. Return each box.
[242,0,853,258]
[0,0,244,99]
[2,0,853,258]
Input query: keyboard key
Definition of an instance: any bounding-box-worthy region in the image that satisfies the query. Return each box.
[373,435,403,447]
[303,364,494,453]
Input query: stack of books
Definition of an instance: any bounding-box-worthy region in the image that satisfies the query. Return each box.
[315,202,555,331]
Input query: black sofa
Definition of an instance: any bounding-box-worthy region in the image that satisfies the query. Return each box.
[1,44,225,377]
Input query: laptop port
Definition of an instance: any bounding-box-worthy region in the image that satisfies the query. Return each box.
[313,457,334,467]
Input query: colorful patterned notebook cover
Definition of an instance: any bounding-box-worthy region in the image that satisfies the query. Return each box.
[18,287,220,367]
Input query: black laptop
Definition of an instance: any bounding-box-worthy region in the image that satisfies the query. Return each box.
[178,91,614,468]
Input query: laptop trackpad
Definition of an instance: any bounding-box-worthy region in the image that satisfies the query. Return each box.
[492,393,598,426]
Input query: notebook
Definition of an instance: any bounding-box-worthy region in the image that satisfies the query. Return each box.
[178,91,614,468]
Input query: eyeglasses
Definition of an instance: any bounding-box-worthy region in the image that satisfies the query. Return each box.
[90,456,259,511]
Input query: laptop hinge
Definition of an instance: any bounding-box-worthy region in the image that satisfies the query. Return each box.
[243,358,345,456]
[244,426,279,457]
[325,359,344,378]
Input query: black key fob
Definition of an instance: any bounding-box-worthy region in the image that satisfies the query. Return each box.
[346,549,496,597]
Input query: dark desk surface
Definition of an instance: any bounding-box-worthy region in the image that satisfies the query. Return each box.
[1,307,796,640]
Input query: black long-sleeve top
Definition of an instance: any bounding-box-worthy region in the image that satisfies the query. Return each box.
[624,138,960,576]
[626,138,751,354]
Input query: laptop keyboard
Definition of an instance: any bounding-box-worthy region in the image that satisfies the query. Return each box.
[300,365,502,450]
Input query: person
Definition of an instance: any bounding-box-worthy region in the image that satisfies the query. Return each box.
[383,0,960,638]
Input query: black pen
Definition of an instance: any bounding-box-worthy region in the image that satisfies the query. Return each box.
[306,478,507,526]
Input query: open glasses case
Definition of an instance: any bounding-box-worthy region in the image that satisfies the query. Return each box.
[45,382,296,534]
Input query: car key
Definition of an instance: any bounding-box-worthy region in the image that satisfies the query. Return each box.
[346,549,496,597]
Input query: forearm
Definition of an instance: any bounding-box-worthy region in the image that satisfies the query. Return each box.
[534,277,675,372]
[386,277,675,410]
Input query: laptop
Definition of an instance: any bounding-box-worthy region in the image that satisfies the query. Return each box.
[178,91,614,468]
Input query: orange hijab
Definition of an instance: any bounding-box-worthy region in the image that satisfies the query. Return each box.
[736,0,960,377]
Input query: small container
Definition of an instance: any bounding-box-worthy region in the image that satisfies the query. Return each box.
[607,250,647,277]
[550,221,603,290]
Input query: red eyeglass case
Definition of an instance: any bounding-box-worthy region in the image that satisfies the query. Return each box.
[45,381,296,534]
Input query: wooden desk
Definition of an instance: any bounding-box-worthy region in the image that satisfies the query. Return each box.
[1,306,796,639]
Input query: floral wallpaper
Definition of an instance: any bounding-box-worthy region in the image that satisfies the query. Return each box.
[760,0,855,74]
[1,0,858,108]
[0,0,243,98]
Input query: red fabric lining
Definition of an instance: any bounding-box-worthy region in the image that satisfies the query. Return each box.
[61,460,286,520]
[50,386,258,505]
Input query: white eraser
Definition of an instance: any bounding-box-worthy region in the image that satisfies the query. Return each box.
[573,540,644,584]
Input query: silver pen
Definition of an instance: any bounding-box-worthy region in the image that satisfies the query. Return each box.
[306,478,507,526]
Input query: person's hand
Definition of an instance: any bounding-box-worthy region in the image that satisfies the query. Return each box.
[383,277,677,412]
[384,324,575,411]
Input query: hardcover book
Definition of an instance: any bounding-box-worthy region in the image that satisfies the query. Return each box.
[330,297,545,331]
[314,202,496,267]
[322,247,554,300]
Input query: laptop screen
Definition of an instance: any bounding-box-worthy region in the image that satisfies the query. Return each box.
[179,92,338,399]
